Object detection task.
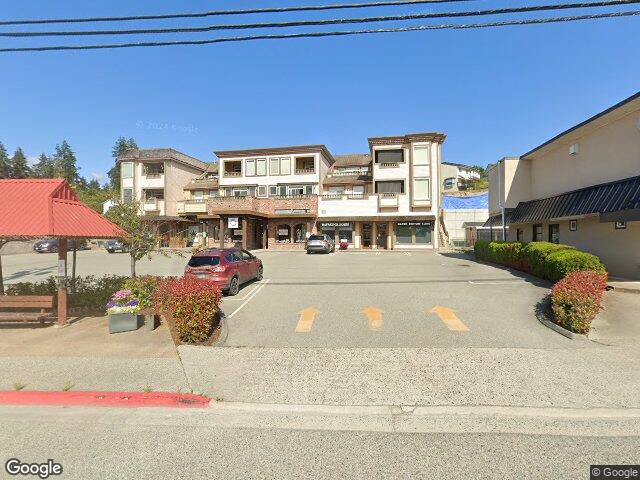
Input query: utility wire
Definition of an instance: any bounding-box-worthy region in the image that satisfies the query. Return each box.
[1,11,637,53]
[0,0,479,26]
[3,0,638,37]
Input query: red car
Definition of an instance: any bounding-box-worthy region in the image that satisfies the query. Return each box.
[184,248,263,296]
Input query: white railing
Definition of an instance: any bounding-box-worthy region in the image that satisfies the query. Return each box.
[295,168,315,175]
[143,198,159,212]
[378,193,399,209]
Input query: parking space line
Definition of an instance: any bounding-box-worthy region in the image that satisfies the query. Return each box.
[226,279,271,319]
[224,282,265,301]
[362,307,384,331]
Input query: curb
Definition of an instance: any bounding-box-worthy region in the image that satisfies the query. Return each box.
[0,391,210,408]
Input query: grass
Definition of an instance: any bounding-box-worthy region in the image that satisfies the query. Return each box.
[13,382,26,391]
[62,381,74,392]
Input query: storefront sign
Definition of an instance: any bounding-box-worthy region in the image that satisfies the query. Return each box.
[278,228,289,235]
[227,217,239,229]
[320,222,351,228]
[396,221,433,227]
[233,229,243,236]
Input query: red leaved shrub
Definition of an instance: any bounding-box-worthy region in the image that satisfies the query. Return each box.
[154,277,222,343]
[551,271,607,334]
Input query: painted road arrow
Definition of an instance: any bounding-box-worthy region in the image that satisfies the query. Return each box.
[430,306,469,332]
[362,306,384,331]
[295,307,320,333]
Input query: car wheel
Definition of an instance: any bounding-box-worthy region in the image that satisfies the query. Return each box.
[256,266,263,281]
[227,276,240,296]
[107,250,113,254]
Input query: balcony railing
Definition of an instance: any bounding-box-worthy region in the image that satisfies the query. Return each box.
[294,168,315,175]
[177,199,207,214]
[143,198,160,212]
[378,162,401,168]
[224,171,242,177]
[208,194,317,216]
[378,192,399,209]
[321,194,368,200]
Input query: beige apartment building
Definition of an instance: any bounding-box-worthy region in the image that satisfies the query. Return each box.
[486,91,640,279]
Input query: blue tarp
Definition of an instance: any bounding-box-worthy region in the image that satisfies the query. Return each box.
[442,193,488,210]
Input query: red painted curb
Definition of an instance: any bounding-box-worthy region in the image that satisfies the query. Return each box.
[0,391,210,408]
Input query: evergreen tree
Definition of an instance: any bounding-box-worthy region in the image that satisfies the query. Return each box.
[108,136,137,190]
[0,142,9,179]
[52,140,79,183]
[33,153,56,178]
[9,148,31,179]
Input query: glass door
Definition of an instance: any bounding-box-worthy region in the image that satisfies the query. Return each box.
[376,223,387,249]
[362,223,373,248]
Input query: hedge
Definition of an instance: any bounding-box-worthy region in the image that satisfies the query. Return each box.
[551,271,607,334]
[474,240,606,282]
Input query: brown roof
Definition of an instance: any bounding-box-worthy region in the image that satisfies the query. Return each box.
[322,174,372,186]
[119,148,208,171]
[368,132,446,146]
[214,144,335,165]
[184,179,219,191]
[332,154,372,167]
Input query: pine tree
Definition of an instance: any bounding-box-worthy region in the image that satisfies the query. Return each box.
[108,136,138,190]
[33,153,56,178]
[0,142,10,179]
[9,148,31,179]
[52,140,78,183]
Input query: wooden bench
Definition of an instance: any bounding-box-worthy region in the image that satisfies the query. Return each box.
[0,296,55,325]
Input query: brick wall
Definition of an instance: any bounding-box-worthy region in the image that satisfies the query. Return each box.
[208,195,318,216]
[268,219,314,250]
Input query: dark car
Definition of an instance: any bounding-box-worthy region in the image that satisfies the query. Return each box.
[305,234,335,254]
[33,239,89,253]
[184,248,263,296]
[104,239,129,254]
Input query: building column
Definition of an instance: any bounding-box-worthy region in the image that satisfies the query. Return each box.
[388,221,393,250]
[372,223,377,250]
[263,220,268,249]
[219,217,225,248]
[354,222,361,249]
[241,217,248,250]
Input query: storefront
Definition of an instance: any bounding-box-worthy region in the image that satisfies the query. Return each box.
[394,221,434,247]
[319,221,354,247]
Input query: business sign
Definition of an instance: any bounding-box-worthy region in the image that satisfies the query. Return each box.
[320,222,351,228]
[278,229,289,235]
[396,221,433,227]
[227,217,239,229]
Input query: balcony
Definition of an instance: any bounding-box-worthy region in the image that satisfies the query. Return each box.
[140,173,164,188]
[223,171,242,178]
[378,193,399,209]
[295,168,315,175]
[177,200,208,214]
[143,198,164,213]
[208,195,318,217]
[319,194,425,217]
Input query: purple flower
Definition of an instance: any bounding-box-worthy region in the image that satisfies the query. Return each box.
[105,301,117,309]
[125,300,139,307]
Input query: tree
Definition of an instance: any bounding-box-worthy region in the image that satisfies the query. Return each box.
[32,153,56,178]
[108,137,138,190]
[52,140,79,183]
[0,142,10,179]
[105,199,157,277]
[10,147,31,179]
[75,178,113,214]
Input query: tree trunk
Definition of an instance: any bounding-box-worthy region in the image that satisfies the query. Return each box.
[130,253,136,278]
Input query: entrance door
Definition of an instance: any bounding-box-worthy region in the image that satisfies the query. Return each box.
[362,223,373,248]
[376,223,388,249]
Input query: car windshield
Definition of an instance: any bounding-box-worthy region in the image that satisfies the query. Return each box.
[308,235,325,241]
[188,256,221,267]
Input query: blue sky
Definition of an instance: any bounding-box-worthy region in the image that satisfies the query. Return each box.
[0,0,638,182]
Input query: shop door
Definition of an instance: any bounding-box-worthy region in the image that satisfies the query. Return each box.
[376,223,387,249]
[362,223,373,248]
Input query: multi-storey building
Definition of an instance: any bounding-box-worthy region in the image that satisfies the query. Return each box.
[486,91,640,279]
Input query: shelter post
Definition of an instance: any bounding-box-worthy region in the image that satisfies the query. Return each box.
[57,238,68,327]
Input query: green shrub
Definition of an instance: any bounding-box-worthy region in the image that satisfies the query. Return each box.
[474,240,491,260]
[522,242,574,278]
[123,276,160,311]
[551,271,607,334]
[544,250,606,283]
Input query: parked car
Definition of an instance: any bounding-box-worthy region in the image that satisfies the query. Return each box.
[33,239,89,253]
[184,248,263,296]
[305,234,335,254]
[104,239,129,254]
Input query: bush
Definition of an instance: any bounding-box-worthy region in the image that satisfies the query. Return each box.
[123,276,160,311]
[522,242,574,278]
[6,275,128,311]
[544,250,606,283]
[551,271,607,334]
[154,277,222,343]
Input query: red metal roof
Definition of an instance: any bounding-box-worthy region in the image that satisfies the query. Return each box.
[0,179,126,239]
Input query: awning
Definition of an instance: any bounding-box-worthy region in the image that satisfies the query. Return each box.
[509,175,640,224]
[483,210,514,227]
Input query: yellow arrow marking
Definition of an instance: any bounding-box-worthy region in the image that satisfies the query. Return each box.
[430,305,469,332]
[362,306,384,331]
[295,307,320,333]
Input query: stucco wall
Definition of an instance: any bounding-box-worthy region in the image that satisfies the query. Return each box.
[164,161,206,216]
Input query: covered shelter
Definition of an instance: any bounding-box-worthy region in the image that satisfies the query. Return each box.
[0,179,126,326]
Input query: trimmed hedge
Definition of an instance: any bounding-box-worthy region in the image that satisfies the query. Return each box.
[551,271,607,334]
[474,240,606,282]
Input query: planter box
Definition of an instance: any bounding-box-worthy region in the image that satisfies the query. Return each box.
[108,313,142,334]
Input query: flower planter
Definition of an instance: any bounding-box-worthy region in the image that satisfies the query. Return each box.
[143,313,158,331]
[108,313,142,334]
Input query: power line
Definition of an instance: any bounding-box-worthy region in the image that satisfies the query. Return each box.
[3,0,638,37]
[1,11,637,53]
[0,0,479,26]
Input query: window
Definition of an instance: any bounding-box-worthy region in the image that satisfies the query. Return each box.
[269,185,278,196]
[257,185,268,197]
[121,162,134,179]
[413,146,430,166]
[294,224,307,243]
[396,222,433,245]
[375,181,404,194]
[396,225,412,244]
[413,178,430,201]
[288,185,305,196]
[143,163,164,176]
[352,186,365,195]
[269,158,280,175]
[241,250,253,260]
[533,224,543,242]
[295,156,315,173]
[280,157,291,175]
[209,189,218,197]
[193,190,204,200]
[224,253,236,263]
[188,256,220,267]
[516,228,524,242]
[375,149,404,163]
[548,224,560,244]
[338,228,353,244]
[245,159,256,176]
[276,225,291,243]
[414,226,431,244]
[444,178,456,190]
[122,188,133,202]
[256,158,266,176]
[232,188,249,197]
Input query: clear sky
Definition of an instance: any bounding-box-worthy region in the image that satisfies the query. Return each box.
[0,0,638,182]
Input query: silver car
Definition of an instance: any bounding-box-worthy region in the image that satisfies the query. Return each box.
[305,234,335,254]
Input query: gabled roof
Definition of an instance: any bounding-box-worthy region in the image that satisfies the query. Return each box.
[214,145,336,165]
[322,174,372,186]
[332,154,372,167]
[118,148,208,171]
[0,179,125,239]
[368,132,446,146]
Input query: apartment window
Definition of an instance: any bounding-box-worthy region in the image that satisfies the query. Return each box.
[143,163,164,176]
[375,149,404,164]
[209,189,218,197]
[533,224,543,242]
[121,162,134,179]
[295,156,315,174]
[232,188,249,197]
[413,146,430,166]
[122,188,133,202]
[444,177,456,190]
[269,185,278,196]
[269,158,280,175]
[413,178,431,201]
[375,181,404,194]
[256,158,267,176]
[224,160,242,176]
[245,159,256,176]
[328,186,345,195]
[280,157,291,175]
[193,191,204,201]
[288,185,305,196]
[549,224,560,244]
[352,186,365,195]
[257,185,268,198]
